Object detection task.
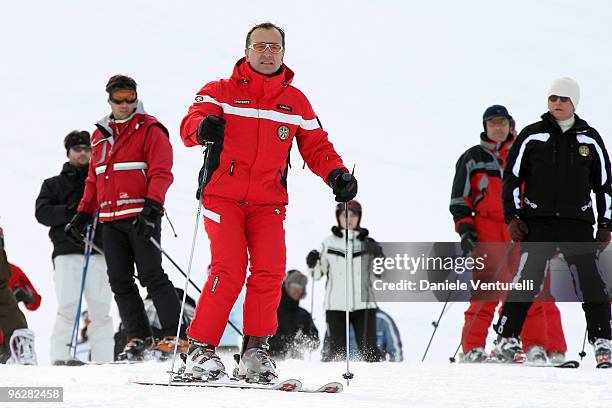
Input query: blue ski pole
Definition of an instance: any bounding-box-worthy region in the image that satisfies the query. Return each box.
[68,213,99,359]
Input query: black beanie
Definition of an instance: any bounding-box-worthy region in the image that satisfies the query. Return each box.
[64,130,91,155]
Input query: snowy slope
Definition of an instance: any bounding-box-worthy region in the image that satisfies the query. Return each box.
[2,0,612,406]
[2,358,612,408]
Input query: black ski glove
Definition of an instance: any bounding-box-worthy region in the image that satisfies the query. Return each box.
[458,223,477,255]
[133,198,163,240]
[596,226,611,251]
[65,202,79,221]
[328,169,358,203]
[508,217,529,242]
[13,287,35,306]
[65,212,92,245]
[197,114,226,145]
[306,249,320,268]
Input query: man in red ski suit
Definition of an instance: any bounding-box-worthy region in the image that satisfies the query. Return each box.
[67,75,185,361]
[450,105,567,363]
[179,22,357,382]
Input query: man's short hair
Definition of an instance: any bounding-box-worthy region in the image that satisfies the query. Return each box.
[105,75,137,94]
[245,22,285,48]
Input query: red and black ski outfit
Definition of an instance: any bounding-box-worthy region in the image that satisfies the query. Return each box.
[78,102,182,341]
[450,133,567,354]
[180,58,347,346]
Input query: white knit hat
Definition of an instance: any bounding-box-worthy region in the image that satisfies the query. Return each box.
[547,77,580,109]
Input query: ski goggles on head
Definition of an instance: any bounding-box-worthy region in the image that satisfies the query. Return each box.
[109,90,137,104]
[247,42,283,54]
[548,95,571,103]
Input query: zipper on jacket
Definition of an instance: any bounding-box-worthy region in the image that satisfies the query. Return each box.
[229,159,235,176]
[553,137,560,216]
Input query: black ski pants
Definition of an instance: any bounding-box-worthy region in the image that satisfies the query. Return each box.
[103,218,183,340]
[326,309,381,362]
[496,218,611,342]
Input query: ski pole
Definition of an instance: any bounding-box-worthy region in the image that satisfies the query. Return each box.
[341,196,354,386]
[167,136,218,385]
[149,236,243,338]
[449,241,516,363]
[422,288,453,362]
[68,213,99,359]
[579,327,588,360]
[309,269,315,318]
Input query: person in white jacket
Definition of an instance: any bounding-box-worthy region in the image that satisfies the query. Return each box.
[306,200,383,362]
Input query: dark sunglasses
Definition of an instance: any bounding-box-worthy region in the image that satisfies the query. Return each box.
[548,95,570,103]
[71,145,91,153]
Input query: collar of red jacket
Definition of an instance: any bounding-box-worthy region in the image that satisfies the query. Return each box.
[231,57,294,97]
[95,100,148,140]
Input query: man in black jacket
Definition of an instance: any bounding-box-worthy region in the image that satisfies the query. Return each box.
[35,131,114,364]
[492,78,612,365]
[269,270,319,359]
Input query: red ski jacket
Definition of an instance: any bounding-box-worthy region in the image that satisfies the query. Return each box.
[450,134,514,231]
[78,103,173,221]
[8,263,41,311]
[180,58,346,205]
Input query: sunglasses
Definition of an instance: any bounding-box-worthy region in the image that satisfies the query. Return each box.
[548,95,570,103]
[247,42,283,54]
[109,90,137,105]
[71,145,91,153]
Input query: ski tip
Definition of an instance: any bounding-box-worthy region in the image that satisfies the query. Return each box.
[273,379,302,392]
[596,361,612,369]
[316,382,343,393]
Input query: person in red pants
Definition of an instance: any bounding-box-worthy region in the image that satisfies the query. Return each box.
[179,22,357,383]
[450,105,567,363]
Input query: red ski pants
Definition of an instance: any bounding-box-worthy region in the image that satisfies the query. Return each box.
[187,196,287,346]
[461,216,567,353]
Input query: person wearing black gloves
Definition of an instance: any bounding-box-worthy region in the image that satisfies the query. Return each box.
[65,75,184,361]
[492,77,612,365]
[449,105,567,363]
[35,130,114,364]
[308,200,382,362]
[178,22,355,382]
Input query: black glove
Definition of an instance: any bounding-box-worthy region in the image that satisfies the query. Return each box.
[65,212,92,245]
[328,169,358,203]
[133,198,163,240]
[197,114,226,145]
[596,226,611,251]
[13,288,35,306]
[306,250,320,268]
[508,217,529,242]
[458,223,477,255]
[65,202,79,220]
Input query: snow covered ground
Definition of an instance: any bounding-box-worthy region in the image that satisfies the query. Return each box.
[2,357,612,408]
[2,0,612,406]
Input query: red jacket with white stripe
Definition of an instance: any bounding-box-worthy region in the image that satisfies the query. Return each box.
[180,58,346,205]
[449,134,513,231]
[78,102,174,222]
